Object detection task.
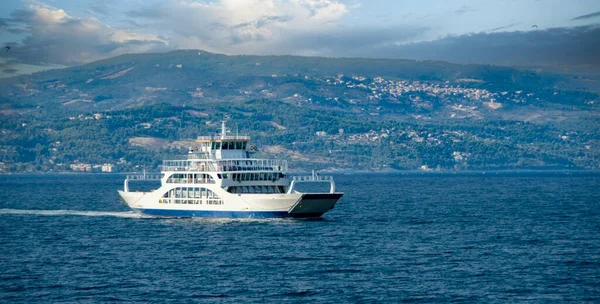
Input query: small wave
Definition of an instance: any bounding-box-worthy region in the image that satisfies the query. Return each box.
[325,269,362,274]
[280,290,319,297]
[0,208,143,218]
[191,294,229,299]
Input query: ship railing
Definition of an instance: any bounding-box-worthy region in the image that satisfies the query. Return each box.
[162,160,211,172]
[196,135,251,141]
[287,172,336,194]
[187,153,214,160]
[126,174,163,180]
[291,175,333,182]
[123,173,162,192]
[161,159,288,172]
[218,159,288,172]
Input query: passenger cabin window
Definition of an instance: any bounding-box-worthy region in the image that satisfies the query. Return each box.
[166,173,215,184]
[227,186,285,194]
[161,187,223,205]
[211,141,247,150]
[230,173,281,182]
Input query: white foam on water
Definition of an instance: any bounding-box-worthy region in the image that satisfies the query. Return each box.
[0,208,143,218]
[0,209,320,223]
[187,217,301,225]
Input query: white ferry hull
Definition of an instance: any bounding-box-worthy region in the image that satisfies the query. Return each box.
[118,190,342,219]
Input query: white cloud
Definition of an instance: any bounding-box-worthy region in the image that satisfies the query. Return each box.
[0,3,168,66]
[128,0,350,55]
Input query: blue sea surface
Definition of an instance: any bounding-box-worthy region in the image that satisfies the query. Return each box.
[1,172,599,302]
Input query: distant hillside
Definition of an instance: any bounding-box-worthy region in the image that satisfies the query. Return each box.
[0,50,598,172]
[2,50,595,113]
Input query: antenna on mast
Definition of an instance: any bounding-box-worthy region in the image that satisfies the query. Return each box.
[220,115,229,139]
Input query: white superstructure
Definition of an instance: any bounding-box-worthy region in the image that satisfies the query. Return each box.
[118,119,342,218]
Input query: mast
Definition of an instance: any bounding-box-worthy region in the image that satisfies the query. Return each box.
[220,116,229,139]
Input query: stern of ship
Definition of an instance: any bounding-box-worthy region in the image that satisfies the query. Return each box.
[287,193,343,217]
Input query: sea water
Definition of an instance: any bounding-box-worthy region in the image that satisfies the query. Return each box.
[1,172,599,302]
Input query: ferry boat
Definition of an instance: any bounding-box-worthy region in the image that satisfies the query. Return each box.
[118,119,343,218]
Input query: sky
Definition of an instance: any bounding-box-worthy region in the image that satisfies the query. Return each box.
[1,0,599,77]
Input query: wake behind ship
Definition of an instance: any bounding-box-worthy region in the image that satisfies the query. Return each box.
[118,119,343,218]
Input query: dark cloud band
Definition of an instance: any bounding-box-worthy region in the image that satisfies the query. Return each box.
[352,24,600,68]
[572,11,600,21]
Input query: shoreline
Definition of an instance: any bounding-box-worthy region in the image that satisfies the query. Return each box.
[2,169,600,176]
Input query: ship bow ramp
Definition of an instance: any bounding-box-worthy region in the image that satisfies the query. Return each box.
[288,193,343,217]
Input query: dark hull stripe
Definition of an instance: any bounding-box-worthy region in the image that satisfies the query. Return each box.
[301,193,343,200]
[135,209,324,218]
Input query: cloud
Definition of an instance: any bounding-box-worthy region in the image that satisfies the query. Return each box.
[0,3,168,66]
[364,24,600,67]
[286,25,427,57]
[572,11,600,21]
[126,0,350,55]
[454,5,476,15]
[487,23,517,32]
[231,15,295,30]
[88,0,116,17]
[0,60,17,72]
[0,58,47,78]
[122,0,426,57]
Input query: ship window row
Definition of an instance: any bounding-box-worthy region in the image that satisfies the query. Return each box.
[212,141,247,150]
[224,173,284,182]
[227,186,285,194]
[166,173,215,184]
[162,187,222,203]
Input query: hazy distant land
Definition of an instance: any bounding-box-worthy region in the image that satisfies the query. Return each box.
[0,50,598,173]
